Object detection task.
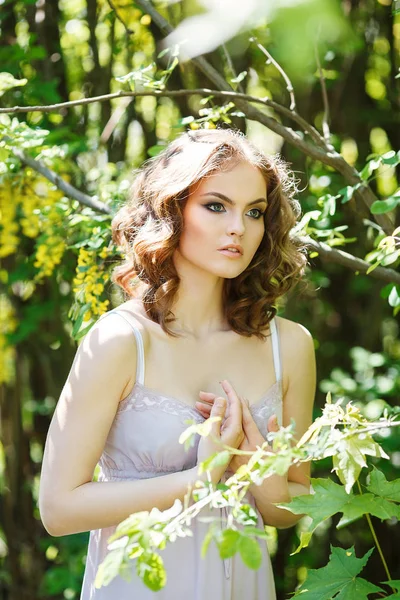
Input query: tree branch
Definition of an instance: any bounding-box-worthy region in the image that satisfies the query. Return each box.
[12,146,400,285]
[2,0,394,235]
[314,42,331,145]
[250,36,297,112]
[132,0,393,236]
[300,236,400,285]
[13,147,112,215]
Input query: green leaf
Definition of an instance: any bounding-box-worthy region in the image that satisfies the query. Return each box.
[370,197,400,214]
[0,72,27,97]
[360,157,382,180]
[294,546,382,599]
[198,450,231,474]
[338,186,355,204]
[217,529,240,559]
[201,527,215,559]
[278,478,400,553]
[136,553,166,592]
[94,547,125,588]
[179,417,220,451]
[332,434,388,493]
[388,286,400,308]
[237,534,262,570]
[381,150,400,166]
[381,580,400,599]
[147,144,166,157]
[230,70,247,83]
[241,526,270,539]
[233,503,259,526]
[381,250,400,266]
[367,467,400,502]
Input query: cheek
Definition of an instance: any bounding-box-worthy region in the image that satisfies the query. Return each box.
[179,206,211,251]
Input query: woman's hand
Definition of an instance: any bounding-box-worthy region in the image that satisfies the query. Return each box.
[196,383,280,473]
[196,380,245,483]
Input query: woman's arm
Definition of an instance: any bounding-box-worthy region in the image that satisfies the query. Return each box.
[249,319,316,528]
[38,314,221,538]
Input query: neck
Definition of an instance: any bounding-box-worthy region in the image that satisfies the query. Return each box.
[167,253,229,340]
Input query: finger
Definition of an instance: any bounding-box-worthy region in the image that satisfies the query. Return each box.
[267,414,279,433]
[195,402,212,417]
[239,398,262,442]
[240,397,255,428]
[209,396,226,436]
[198,391,217,405]
[220,380,242,430]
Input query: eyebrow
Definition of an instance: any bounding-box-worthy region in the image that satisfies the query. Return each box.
[200,191,268,207]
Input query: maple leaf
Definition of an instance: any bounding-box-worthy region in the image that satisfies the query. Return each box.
[293,546,383,599]
[332,434,388,493]
[380,580,400,599]
[278,477,400,553]
[367,467,400,502]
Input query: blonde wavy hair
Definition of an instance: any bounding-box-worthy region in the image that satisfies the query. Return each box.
[111,127,307,340]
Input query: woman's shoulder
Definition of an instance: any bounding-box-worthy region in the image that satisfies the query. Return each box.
[85,299,150,355]
[275,315,314,349]
[276,317,314,365]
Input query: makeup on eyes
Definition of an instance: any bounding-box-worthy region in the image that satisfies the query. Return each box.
[203,202,265,219]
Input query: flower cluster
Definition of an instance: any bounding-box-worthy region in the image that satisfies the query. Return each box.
[33,235,67,281]
[0,295,18,385]
[72,246,111,321]
[0,170,68,281]
[0,178,19,258]
[31,178,67,282]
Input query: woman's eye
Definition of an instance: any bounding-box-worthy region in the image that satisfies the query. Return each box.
[248,208,264,219]
[204,203,265,219]
[204,202,225,213]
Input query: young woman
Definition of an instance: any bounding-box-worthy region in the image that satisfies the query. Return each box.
[39,127,316,599]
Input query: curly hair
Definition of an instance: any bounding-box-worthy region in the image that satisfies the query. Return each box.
[111,127,308,340]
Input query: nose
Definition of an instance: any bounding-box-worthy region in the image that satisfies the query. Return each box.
[226,213,245,237]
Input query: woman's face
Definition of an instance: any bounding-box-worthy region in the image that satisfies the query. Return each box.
[176,161,268,279]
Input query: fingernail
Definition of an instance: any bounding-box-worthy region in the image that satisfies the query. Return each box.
[215,398,225,407]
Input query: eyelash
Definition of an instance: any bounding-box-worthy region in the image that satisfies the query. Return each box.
[203,202,266,220]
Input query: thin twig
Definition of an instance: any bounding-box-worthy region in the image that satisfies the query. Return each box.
[106,0,134,35]
[356,481,394,588]
[314,42,331,145]
[0,86,326,149]
[0,88,296,118]
[221,44,245,94]
[250,37,296,111]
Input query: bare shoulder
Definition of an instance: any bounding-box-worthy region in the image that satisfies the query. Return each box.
[87,299,149,349]
[275,316,315,396]
[77,301,149,380]
[275,315,314,348]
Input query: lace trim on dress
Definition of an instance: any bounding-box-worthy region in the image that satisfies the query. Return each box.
[116,380,282,424]
[116,383,205,423]
[249,381,282,421]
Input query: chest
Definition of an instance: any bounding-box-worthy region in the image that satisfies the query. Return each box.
[144,332,275,407]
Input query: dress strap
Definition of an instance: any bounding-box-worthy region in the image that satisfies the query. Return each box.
[99,309,146,386]
[270,317,282,384]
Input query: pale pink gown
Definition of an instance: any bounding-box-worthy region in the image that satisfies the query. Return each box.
[80,309,282,599]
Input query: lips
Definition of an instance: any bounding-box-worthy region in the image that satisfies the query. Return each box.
[218,245,243,255]
[218,249,243,259]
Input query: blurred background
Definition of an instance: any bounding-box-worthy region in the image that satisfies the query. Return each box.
[0,0,399,598]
